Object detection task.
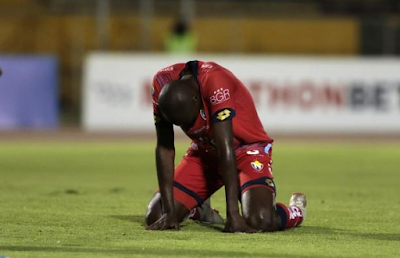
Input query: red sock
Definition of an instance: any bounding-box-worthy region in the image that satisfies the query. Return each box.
[276,203,304,230]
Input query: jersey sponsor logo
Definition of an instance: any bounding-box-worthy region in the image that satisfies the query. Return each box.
[210,88,230,105]
[251,160,264,172]
[212,108,236,122]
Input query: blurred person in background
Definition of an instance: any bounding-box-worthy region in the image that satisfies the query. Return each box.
[164,18,197,54]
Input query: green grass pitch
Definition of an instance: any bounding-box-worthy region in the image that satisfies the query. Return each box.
[0,139,399,258]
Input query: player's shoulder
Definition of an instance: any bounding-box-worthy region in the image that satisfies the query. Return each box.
[199,61,234,79]
[153,63,185,89]
[199,62,238,92]
[155,63,184,74]
[199,61,225,73]
[154,63,185,78]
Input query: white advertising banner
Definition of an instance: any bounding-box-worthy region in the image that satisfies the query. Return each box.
[83,53,400,133]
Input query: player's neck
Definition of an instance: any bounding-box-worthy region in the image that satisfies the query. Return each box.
[181,74,199,92]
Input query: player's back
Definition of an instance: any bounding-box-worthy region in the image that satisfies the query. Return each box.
[197,62,272,147]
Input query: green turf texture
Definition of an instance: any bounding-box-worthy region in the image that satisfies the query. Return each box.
[1,140,399,258]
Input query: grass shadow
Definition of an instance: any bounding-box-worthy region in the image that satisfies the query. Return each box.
[195,222,225,232]
[293,226,400,241]
[108,215,145,226]
[350,232,400,241]
[107,217,400,242]
[0,245,329,258]
[294,225,351,235]
[109,214,226,232]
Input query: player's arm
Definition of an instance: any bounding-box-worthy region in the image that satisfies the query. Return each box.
[146,117,179,230]
[212,118,256,233]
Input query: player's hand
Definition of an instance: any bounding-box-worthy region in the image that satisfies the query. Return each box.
[223,214,257,233]
[146,213,180,231]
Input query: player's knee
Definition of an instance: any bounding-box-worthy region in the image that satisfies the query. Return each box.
[245,210,280,232]
[145,193,163,226]
[245,214,273,232]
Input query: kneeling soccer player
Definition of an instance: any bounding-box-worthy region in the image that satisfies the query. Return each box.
[145,60,306,233]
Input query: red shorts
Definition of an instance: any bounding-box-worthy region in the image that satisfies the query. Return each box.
[171,142,275,210]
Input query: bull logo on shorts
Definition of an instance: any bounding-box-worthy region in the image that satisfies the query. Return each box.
[251,160,264,172]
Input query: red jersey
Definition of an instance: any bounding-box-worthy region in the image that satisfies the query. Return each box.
[152,61,273,151]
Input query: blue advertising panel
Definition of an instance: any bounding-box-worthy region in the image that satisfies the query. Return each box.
[0,55,58,129]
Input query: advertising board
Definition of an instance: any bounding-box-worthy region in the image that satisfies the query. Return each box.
[0,55,58,129]
[83,54,400,133]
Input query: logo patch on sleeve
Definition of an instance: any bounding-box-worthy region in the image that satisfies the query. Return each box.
[217,109,231,120]
[212,108,236,122]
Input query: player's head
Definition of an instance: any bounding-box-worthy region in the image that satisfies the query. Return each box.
[158,76,201,129]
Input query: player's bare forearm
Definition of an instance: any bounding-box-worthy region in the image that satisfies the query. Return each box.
[219,153,241,216]
[147,142,179,230]
[155,145,175,214]
[213,120,256,233]
[147,120,180,231]
[212,120,240,216]
[155,121,175,215]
